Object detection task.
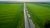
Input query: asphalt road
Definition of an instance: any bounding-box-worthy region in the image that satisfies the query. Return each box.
[24,3,35,28]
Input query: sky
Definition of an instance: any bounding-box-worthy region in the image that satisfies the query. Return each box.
[0,0,49,2]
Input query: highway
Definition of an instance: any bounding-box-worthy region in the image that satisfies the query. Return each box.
[24,3,35,28]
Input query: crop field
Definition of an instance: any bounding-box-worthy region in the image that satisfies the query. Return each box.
[27,3,50,28]
[35,3,50,8]
[0,3,24,28]
[37,4,50,7]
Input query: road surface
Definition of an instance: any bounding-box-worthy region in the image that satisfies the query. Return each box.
[24,3,35,28]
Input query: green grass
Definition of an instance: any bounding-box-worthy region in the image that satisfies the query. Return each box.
[27,3,50,28]
[36,3,50,8]
[0,4,24,28]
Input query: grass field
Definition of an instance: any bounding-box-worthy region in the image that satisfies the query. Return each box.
[27,3,50,28]
[35,3,50,8]
[0,3,24,28]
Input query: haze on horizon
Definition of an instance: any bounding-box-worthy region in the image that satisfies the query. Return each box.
[0,0,49,2]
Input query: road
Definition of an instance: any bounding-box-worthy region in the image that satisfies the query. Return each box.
[24,3,35,28]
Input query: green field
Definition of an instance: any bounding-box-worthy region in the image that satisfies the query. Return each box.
[27,3,50,28]
[35,3,50,8]
[0,3,24,28]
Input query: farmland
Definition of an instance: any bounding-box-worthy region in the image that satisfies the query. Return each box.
[0,2,50,28]
[0,3,24,28]
[27,2,50,28]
